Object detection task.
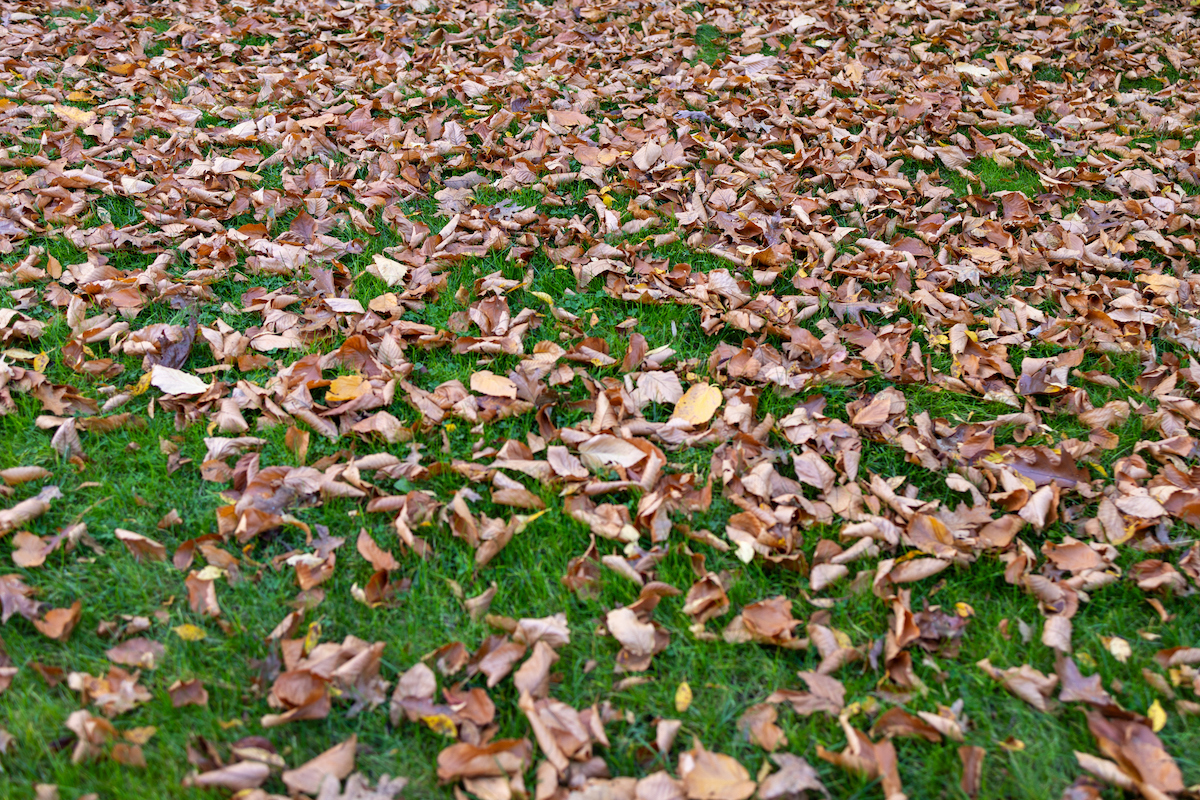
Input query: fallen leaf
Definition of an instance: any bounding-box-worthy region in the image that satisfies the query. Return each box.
[33,601,82,642]
[672,384,723,427]
[675,681,693,713]
[149,365,211,396]
[282,735,357,795]
[173,624,207,641]
[115,529,167,563]
[678,741,756,800]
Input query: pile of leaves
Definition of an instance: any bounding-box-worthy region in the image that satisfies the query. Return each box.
[2,0,1200,796]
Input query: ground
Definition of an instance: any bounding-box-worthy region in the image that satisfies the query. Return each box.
[0,0,1199,798]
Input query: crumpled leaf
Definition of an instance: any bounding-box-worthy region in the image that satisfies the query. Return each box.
[282,734,357,795]
[678,740,756,800]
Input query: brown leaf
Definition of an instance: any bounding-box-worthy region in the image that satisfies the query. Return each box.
[757,753,829,800]
[737,704,787,751]
[0,485,61,535]
[870,707,943,742]
[356,529,399,572]
[33,600,81,642]
[607,608,657,657]
[436,738,532,782]
[725,596,802,648]
[12,532,53,568]
[816,728,904,800]
[465,583,497,622]
[146,316,197,371]
[958,746,985,797]
[767,671,845,717]
[1079,710,1183,798]
[186,571,221,618]
[682,574,730,624]
[168,679,209,708]
[111,742,146,768]
[0,466,51,486]
[115,529,167,563]
[282,735,357,795]
[0,574,41,623]
[977,659,1057,712]
[470,370,518,399]
[182,761,270,790]
[1056,657,1114,708]
[106,637,164,669]
[678,741,756,800]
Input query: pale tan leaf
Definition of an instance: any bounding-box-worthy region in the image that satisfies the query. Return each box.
[149,365,210,396]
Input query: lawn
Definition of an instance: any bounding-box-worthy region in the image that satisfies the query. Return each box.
[1,0,1199,798]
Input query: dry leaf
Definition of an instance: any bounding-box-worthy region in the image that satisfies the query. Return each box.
[672,384,723,427]
[115,529,167,563]
[149,365,211,396]
[33,600,82,642]
[282,735,357,795]
[678,741,756,800]
[675,681,693,713]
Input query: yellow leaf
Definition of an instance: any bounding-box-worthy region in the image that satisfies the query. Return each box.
[51,103,96,129]
[218,719,243,729]
[955,602,975,618]
[66,91,94,103]
[173,624,206,641]
[124,726,157,744]
[32,351,49,373]
[513,508,548,533]
[326,374,366,403]
[421,714,458,737]
[675,681,693,713]
[998,737,1025,752]
[303,621,321,654]
[1063,1,1080,11]
[195,565,226,581]
[529,291,555,307]
[130,371,153,396]
[671,383,722,427]
[1148,700,1166,732]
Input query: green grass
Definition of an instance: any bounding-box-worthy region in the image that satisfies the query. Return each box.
[4,391,1198,798]
[2,217,1198,797]
[693,24,728,64]
[3,0,1200,796]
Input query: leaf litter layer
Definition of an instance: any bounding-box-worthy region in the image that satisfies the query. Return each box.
[1,0,1200,797]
